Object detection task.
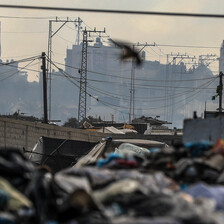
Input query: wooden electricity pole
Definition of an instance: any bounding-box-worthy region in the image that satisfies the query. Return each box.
[219,72,223,113]
[41,52,48,124]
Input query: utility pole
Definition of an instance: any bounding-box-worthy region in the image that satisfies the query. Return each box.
[164,54,170,121]
[129,42,155,124]
[111,114,114,124]
[129,57,135,123]
[78,27,106,124]
[41,52,48,124]
[219,72,223,113]
[47,17,83,121]
[75,17,82,45]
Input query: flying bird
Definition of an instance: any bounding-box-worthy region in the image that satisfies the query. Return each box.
[109,39,142,66]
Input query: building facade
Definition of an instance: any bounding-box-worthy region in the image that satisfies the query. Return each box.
[63,38,217,128]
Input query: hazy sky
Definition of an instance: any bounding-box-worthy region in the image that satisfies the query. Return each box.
[1,0,224,81]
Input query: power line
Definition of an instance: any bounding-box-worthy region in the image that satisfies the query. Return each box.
[52,60,218,83]
[102,38,220,49]
[0,15,56,19]
[87,76,218,106]
[82,21,94,31]
[55,34,74,44]
[110,41,220,51]
[168,78,216,123]
[174,78,217,112]
[53,70,217,90]
[2,31,47,34]
[0,55,42,73]
[49,60,218,111]
[144,48,159,57]
[90,71,217,111]
[48,57,218,118]
[57,17,77,31]
[48,58,132,115]
[155,43,166,55]
[51,71,181,100]
[0,61,41,75]
[140,77,217,111]
[157,81,215,121]
[47,17,84,120]
[17,61,42,73]
[87,83,185,103]
[149,46,161,57]
[0,58,39,82]
[51,71,216,101]
[51,51,66,56]
[86,77,216,90]
[87,78,215,112]
[87,83,211,103]
[2,4,224,19]
[0,55,41,65]
[0,53,41,59]
[157,44,220,49]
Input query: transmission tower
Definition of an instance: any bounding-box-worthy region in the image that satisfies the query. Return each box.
[78,30,88,123]
[78,28,105,123]
[165,53,196,124]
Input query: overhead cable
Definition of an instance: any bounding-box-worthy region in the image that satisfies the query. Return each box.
[51,60,218,83]
[0,58,39,82]
[0,55,41,66]
[87,76,218,107]
[49,57,217,111]
[157,44,220,49]
[2,5,224,19]
[48,58,131,114]
[0,15,55,19]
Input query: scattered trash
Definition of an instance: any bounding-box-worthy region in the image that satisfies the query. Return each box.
[2,138,224,223]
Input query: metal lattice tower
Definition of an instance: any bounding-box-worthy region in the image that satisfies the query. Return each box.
[78,30,88,123]
[78,27,105,124]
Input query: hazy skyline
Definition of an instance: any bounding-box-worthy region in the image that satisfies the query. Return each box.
[0,0,224,82]
[0,1,223,123]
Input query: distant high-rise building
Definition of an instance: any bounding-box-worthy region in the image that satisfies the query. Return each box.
[64,38,216,127]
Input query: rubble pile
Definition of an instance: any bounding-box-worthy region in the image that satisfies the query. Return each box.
[1,139,224,223]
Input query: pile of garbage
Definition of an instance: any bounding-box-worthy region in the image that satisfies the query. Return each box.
[2,139,224,223]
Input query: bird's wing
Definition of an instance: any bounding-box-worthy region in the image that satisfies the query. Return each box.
[109,38,142,66]
[109,38,127,48]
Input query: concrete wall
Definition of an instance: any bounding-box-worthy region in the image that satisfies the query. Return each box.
[183,117,224,144]
[0,117,182,151]
[0,117,108,151]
